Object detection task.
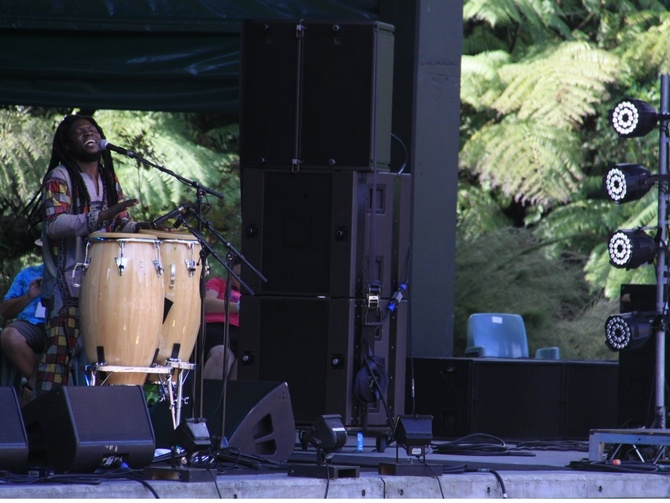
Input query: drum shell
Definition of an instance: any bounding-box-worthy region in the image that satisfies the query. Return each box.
[79,233,163,385]
[148,231,203,366]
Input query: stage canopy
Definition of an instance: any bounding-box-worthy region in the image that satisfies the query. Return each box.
[0,0,379,113]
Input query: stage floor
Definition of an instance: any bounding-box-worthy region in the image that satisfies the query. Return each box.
[2,434,670,499]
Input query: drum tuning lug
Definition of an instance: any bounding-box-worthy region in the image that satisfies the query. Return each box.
[154,259,163,276]
[185,259,197,277]
[115,257,128,276]
[169,264,177,288]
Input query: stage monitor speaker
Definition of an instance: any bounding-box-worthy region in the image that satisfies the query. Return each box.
[204,380,295,463]
[240,20,394,170]
[151,380,296,463]
[0,387,28,472]
[22,386,155,473]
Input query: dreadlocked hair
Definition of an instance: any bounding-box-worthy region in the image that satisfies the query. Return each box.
[45,114,120,212]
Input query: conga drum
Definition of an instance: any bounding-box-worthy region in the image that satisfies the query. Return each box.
[140,230,202,375]
[78,232,164,385]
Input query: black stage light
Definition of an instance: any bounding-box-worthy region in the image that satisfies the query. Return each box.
[289,414,359,479]
[378,415,441,477]
[394,415,433,457]
[171,417,212,453]
[605,312,656,351]
[607,229,658,269]
[604,164,655,203]
[610,99,661,138]
[300,414,347,454]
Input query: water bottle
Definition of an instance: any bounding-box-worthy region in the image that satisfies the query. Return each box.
[356,432,364,452]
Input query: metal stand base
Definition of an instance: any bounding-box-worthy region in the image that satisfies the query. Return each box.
[288,464,360,479]
[589,429,670,462]
[378,462,443,477]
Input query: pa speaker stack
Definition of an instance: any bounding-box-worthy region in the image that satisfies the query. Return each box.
[238,20,409,428]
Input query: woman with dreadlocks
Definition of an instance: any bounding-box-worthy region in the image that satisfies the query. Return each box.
[35,114,151,396]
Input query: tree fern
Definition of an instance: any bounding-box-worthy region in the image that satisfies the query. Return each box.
[493,42,620,129]
[460,118,583,205]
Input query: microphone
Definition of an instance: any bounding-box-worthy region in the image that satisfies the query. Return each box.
[173,203,211,228]
[98,139,136,158]
[152,203,196,227]
[173,208,195,229]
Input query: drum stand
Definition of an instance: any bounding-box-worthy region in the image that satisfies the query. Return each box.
[85,360,196,429]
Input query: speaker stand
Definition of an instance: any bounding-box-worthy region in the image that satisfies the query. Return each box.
[288,464,360,479]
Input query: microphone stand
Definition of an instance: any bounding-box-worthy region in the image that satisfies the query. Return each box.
[112,148,260,433]
[175,215,265,447]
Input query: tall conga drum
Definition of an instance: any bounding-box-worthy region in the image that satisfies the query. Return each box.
[140,230,202,375]
[78,232,164,385]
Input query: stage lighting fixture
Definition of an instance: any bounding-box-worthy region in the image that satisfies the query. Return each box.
[603,164,655,203]
[610,99,662,138]
[171,417,212,454]
[394,415,433,457]
[289,414,359,479]
[300,414,347,455]
[607,229,658,269]
[378,415,441,477]
[605,312,656,351]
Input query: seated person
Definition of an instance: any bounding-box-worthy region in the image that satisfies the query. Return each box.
[202,261,241,380]
[0,261,47,394]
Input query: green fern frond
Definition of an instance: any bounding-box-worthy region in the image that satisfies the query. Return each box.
[622,14,670,75]
[463,0,570,37]
[493,42,620,128]
[460,119,583,205]
[456,183,513,239]
[461,51,511,109]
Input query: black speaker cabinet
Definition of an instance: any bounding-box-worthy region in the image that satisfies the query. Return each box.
[241,169,411,298]
[238,296,407,428]
[152,380,296,463]
[408,357,618,440]
[0,387,28,472]
[22,386,155,473]
[239,20,394,170]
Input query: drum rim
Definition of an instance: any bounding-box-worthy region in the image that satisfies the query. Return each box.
[138,229,199,241]
[89,231,158,240]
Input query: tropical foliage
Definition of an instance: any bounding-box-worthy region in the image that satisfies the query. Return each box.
[456,0,670,358]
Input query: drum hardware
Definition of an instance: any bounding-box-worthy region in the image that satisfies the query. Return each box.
[156,359,198,428]
[153,257,163,276]
[169,264,177,288]
[185,259,197,276]
[84,363,170,386]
